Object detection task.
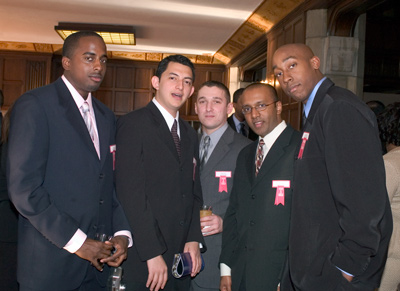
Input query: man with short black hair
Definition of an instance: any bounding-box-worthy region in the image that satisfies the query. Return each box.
[7,31,131,290]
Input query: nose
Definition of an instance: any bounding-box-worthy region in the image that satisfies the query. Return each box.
[282,71,292,84]
[176,79,184,90]
[93,58,103,72]
[206,101,212,112]
[250,107,260,118]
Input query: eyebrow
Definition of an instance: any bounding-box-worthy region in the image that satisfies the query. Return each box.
[169,72,193,81]
[272,55,297,70]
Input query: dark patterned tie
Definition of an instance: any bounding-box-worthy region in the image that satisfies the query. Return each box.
[255,139,265,177]
[239,122,247,137]
[171,119,181,158]
[200,135,211,170]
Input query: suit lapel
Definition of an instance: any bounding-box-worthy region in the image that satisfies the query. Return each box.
[147,102,181,163]
[305,78,334,128]
[201,127,232,176]
[253,126,294,187]
[245,141,258,185]
[56,79,99,161]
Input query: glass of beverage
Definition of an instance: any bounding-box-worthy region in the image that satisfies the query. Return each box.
[200,205,212,218]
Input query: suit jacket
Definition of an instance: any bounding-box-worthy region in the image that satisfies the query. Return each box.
[192,126,251,289]
[378,147,400,291]
[116,101,205,289]
[286,78,393,291]
[220,124,301,291]
[6,78,131,289]
[227,115,258,141]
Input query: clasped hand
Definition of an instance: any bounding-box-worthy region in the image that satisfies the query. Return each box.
[76,235,129,271]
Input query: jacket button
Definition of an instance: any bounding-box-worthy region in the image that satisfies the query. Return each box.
[99,174,104,179]
[179,221,184,226]
[99,199,104,204]
[250,220,255,226]
[251,195,256,199]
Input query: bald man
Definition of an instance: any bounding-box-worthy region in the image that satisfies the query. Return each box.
[272,43,392,291]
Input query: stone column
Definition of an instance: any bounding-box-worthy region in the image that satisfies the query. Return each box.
[306,9,366,97]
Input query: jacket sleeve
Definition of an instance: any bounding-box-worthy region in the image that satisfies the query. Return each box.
[323,101,391,276]
[7,93,79,248]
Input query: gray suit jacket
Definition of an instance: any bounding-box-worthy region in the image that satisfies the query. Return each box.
[192,126,250,289]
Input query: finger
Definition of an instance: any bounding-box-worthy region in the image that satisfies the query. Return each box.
[91,259,104,272]
[150,273,159,291]
[161,271,168,289]
[146,272,154,288]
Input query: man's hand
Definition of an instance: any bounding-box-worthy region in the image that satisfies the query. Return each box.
[75,238,113,271]
[100,235,129,267]
[146,255,168,291]
[200,214,223,236]
[341,271,353,282]
[183,241,201,277]
[220,276,232,291]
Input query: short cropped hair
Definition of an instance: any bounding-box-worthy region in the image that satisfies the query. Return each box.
[62,31,104,58]
[377,102,400,146]
[232,88,244,103]
[244,83,279,102]
[155,55,195,82]
[198,81,230,103]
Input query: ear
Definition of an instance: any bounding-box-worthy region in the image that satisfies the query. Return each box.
[310,56,320,70]
[275,100,283,115]
[188,86,195,98]
[194,101,198,114]
[62,56,70,71]
[151,76,160,90]
[227,102,234,116]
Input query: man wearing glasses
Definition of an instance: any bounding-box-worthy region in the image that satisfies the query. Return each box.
[219,83,301,291]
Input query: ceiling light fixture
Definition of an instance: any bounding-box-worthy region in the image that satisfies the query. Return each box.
[55,22,135,45]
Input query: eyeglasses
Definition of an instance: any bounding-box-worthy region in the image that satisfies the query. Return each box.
[242,101,277,115]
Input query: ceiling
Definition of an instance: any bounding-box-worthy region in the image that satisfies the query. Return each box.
[0,0,303,64]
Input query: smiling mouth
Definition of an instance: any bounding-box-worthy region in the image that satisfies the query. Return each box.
[289,84,300,93]
[253,120,263,128]
[90,75,103,82]
[172,93,183,98]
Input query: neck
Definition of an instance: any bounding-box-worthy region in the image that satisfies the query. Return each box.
[386,143,398,152]
[234,113,244,122]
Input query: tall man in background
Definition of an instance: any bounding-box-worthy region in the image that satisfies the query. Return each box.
[220,83,300,290]
[191,81,250,291]
[116,55,204,291]
[227,88,257,141]
[272,43,392,291]
[7,31,131,290]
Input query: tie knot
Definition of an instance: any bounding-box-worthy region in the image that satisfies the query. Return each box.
[81,102,89,113]
[203,135,210,146]
[259,138,265,147]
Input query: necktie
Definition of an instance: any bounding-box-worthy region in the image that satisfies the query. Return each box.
[81,102,95,142]
[81,102,100,157]
[171,119,181,158]
[239,122,247,137]
[255,139,265,177]
[200,135,210,170]
[302,110,307,128]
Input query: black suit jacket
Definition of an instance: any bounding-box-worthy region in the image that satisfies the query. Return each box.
[220,124,301,290]
[116,101,205,289]
[227,115,258,141]
[285,78,393,291]
[7,78,131,289]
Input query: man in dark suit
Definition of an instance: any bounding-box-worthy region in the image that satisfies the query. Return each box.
[272,43,392,291]
[7,31,132,291]
[227,88,257,141]
[220,83,301,291]
[116,55,205,291]
[190,81,251,291]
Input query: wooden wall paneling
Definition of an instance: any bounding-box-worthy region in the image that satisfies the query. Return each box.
[114,91,133,115]
[133,91,153,111]
[26,60,48,91]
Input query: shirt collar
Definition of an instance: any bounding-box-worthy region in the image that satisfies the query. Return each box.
[62,75,93,111]
[303,76,327,118]
[259,120,287,151]
[201,122,228,147]
[152,97,180,133]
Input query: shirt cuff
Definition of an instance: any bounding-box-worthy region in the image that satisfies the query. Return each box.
[336,266,353,277]
[114,230,133,247]
[220,263,231,276]
[63,228,87,253]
